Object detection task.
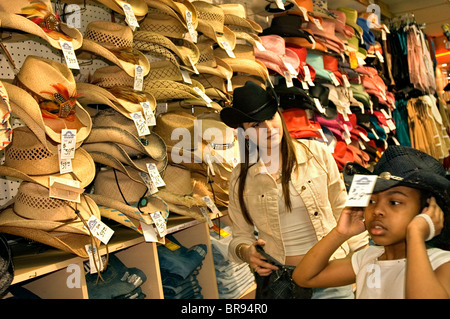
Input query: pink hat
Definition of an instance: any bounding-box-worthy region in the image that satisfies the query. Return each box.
[255,35,300,76]
[330,10,355,40]
[307,19,345,54]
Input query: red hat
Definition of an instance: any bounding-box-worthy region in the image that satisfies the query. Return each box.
[322,54,344,85]
[332,140,354,170]
[282,108,323,139]
[285,44,316,82]
[348,113,369,142]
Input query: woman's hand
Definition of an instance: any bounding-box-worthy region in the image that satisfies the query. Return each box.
[247,239,279,276]
[407,197,444,241]
[335,207,366,238]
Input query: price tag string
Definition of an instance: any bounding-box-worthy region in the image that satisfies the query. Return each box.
[113,168,149,213]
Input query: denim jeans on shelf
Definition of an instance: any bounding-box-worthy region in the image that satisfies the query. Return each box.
[85,253,147,299]
[157,234,207,280]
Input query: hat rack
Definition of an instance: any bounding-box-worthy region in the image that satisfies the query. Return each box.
[0,0,135,205]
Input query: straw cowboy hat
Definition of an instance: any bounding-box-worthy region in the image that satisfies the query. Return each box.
[76,82,156,120]
[0,81,12,151]
[80,21,150,77]
[7,55,92,147]
[95,0,148,20]
[0,181,102,258]
[192,1,236,51]
[139,7,191,40]
[0,126,96,188]
[145,0,198,30]
[92,164,210,222]
[133,30,200,72]
[219,3,262,34]
[0,0,83,50]
[195,39,233,80]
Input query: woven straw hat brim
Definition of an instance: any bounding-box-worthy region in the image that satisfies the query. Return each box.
[139,10,188,39]
[97,204,143,234]
[146,59,184,82]
[197,22,236,51]
[0,146,96,188]
[196,57,233,80]
[84,126,167,162]
[80,39,150,77]
[4,82,92,147]
[82,142,167,174]
[0,12,83,50]
[133,31,200,66]
[76,82,155,119]
[89,193,169,226]
[166,98,222,112]
[219,3,262,33]
[145,0,198,28]
[96,0,148,20]
[142,79,205,102]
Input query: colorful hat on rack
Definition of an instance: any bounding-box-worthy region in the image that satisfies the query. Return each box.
[0,81,12,151]
[337,7,363,40]
[261,14,314,42]
[0,0,83,50]
[145,0,198,30]
[307,18,345,54]
[80,21,150,77]
[6,56,92,148]
[0,181,102,258]
[312,0,336,19]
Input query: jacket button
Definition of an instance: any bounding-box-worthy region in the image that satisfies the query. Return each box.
[261,194,264,198]
[301,186,306,191]
[314,211,319,216]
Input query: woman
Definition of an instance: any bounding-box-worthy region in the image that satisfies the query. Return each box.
[220,81,368,299]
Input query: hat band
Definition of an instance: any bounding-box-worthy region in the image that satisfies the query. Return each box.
[378,172,403,181]
[246,99,276,117]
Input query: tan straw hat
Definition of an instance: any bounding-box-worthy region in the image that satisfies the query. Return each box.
[220,3,262,33]
[195,39,233,80]
[80,21,150,77]
[139,8,190,39]
[0,182,101,258]
[10,55,92,146]
[145,0,198,29]
[0,126,96,188]
[95,0,148,20]
[76,82,156,119]
[192,1,236,51]
[0,0,83,50]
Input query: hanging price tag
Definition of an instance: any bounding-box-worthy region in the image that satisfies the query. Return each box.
[58,144,73,174]
[284,71,294,88]
[185,10,198,43]
[329,72,340,86]
[200,207,214,228]
[130,111,150,136]
[186,55,199,74]
[139,171,158,194]
[150,211,167,237]
[313,98,326,114]
[60,129,76,159]
[59,40,80,69]
[140,101,156,126]
[134,65,144,91]
[146,163,165,187]
[345,175,378,207]
[193,87,213,107]
[275,0,285,10]
[121,3,139,31]
[255,41,266,51]
[180,69,192,84]
[85,244,105,274]
[202,196,221,215]
[49,176,84,203]
[87,214,114,245]
[221,41,235,58]
[342,74,351,88]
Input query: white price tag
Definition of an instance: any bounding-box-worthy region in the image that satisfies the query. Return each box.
[359,131,370,142]
[180,69,192,84]
[386,118,396,131]
[59,40,79,69]
[221,41,235,58]
[139,171,158,194]
[329,72,340,86]
[346,175,378,207]
[146,163,165,187]
[49,176,83,203]
[58,144,73,174]
[87,214,114,245]
[155,102,168,117]
[185,10,198,43]
[60,129,76,159]
[200,207,214,228]
[150,211,167,237]
[140,101,156,126]
[255,41,266,51]
[284,71,294,88]
[202,196,221,215]
[121,3,140,31]
[284,62,298,76]
[193,87,213,107]
[342,74,351,88]
[130,111,150,136]
[275,0,285,9]
[85,244,104,274]
[313,98,326,114]
[187,55,199,74]
[303,66,312,82]
[134,65,144,91]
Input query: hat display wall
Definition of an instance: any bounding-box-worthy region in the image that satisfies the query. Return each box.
[0,182,102,258]
[8,56,92,147]
[80,21,150,77]
[0,0,83,50]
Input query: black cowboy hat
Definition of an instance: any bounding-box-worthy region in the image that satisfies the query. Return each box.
[220,81,279,128]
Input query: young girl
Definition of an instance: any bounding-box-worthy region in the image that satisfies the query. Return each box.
[220,81,368,299]
[292,145,450,298]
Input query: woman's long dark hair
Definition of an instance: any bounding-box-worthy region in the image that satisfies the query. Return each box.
[236,110,298,224]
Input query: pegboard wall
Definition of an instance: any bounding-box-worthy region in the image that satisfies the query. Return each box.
[0,0,139,205]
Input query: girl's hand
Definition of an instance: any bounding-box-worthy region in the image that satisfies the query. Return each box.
[335,207,366,238]
[407,197,444,241]
[247,239,279,276]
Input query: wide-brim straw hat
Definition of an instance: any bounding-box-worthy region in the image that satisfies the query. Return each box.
[80,21,150,77]
[8,55,92,146]
[133,30,200,70]
[0,181,102,258]
[95,0,148,20]
[0,126,96,188]
[0,81,12,151]
[214,44,270,82]
[192,1,236,51]
[195,39,233,80]
[90,108,167,160]
[90,169,171,226]
[143,79,206,102]
[145,0,198,30]
[0,0,83,50]
[76,82,156,120]
[139,8,190,39]
[219,3,262,33]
